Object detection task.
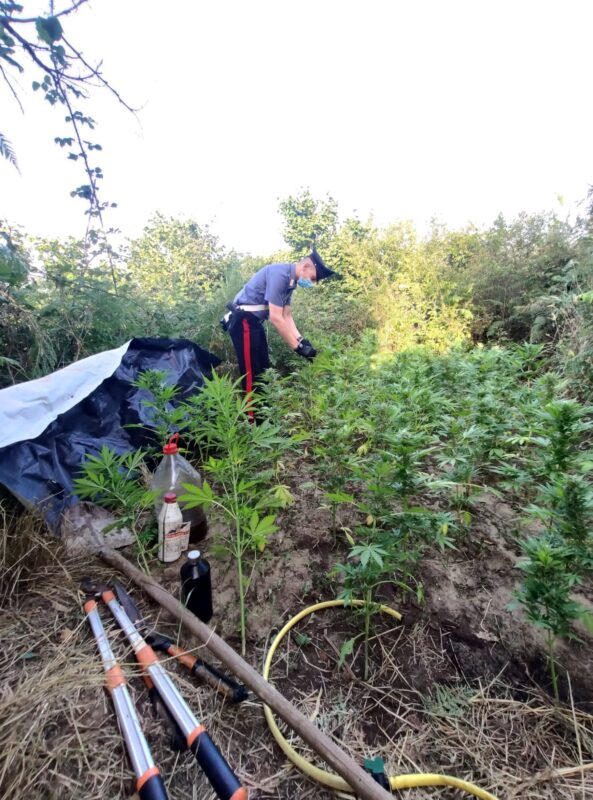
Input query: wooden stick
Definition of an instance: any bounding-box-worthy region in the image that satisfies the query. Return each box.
[100,546,393,800]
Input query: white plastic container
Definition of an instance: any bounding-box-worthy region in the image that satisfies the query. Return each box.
[151,434,208,543]
[157,492,190,562]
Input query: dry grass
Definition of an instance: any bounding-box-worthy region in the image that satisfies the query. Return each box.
[0,506,323,799]
[1,504,593,799]
[266,611,593,799]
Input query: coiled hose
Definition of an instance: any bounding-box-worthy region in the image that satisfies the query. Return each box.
[262,599,498,800]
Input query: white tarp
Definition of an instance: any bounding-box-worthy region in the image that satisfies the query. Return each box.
[0,340,131,449]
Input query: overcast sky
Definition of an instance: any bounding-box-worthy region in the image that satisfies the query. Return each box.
[2,0,592,255]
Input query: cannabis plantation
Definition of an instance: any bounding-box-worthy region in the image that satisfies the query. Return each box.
[3,189,593,799]
[2,337,593,799]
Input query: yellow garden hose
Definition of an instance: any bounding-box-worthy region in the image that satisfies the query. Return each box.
[262,599,499,800]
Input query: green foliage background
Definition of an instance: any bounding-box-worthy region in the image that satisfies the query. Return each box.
[4,185,593,692]
[2,187,593,394]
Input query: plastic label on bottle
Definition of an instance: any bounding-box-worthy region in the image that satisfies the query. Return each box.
[161,521,190,562]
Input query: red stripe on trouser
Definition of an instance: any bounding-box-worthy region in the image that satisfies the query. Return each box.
[242,318,254,421]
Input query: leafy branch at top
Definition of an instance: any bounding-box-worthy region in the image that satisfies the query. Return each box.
[1,1,135,274]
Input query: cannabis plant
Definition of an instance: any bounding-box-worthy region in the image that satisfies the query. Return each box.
[332,538,400,680]
[73,445,158,571]
[536,399,593,476]
[524,475,593,568]
[131,369,189,448]
[511,534,588,701]
[520,396,593,570]
[311,384,365,531]
[178,372,293,655]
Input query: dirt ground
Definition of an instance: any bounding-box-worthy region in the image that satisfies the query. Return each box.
[1,468,593,800]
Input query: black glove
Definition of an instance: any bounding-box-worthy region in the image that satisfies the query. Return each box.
[295,338,317,360]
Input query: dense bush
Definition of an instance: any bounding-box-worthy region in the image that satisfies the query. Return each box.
[0,220,258,386]
[551,199,593,395]
[2,188,593,396]
[454,212,575,342]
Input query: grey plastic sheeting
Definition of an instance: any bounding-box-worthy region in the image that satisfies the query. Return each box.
[0,337,221,532]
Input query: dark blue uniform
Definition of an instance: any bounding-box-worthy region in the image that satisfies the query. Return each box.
[226,263,297,418]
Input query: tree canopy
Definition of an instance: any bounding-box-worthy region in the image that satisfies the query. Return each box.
[126,213,232,303]
[279,189,339,256]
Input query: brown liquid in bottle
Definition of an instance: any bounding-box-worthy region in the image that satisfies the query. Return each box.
[182,505,208,544]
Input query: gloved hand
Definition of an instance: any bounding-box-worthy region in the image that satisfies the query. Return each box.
[295,338,317,360]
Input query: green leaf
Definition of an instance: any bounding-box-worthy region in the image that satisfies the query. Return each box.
[293,631,312,647]
[252,513,278,537]
[36,16,63,45]
[337,587,354,605]
[178,481,215,509]
[338,637,355,668]
[581,611,593,635]
[272,484,294,507]
[244,511,278,552]
[324,491,355,504]
[0,31,15,47]
[237,478,258,493]
[52,44,66,66]
[0,240,26,279]
[1,53,22,71]
[248,510,259,532]
[576,290,593,304]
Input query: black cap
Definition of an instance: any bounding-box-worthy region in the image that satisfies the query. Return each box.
[309,248,337,281]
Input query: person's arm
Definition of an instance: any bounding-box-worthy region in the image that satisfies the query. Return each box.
[268,303,301,348]
[282,305,303,342]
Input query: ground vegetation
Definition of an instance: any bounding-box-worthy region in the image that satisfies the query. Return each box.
[2,189,593,798]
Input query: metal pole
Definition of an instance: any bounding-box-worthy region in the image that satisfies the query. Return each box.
[83,598,169,800]
[101,589,247,800]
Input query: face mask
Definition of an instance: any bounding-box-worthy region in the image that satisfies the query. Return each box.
[298,278,314,289]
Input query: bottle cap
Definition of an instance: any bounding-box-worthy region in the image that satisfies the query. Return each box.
[164,492,177,503]
[163,432,180,455]
[187,549,201,560]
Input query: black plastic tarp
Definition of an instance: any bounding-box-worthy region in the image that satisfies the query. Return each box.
[0,337,221,531]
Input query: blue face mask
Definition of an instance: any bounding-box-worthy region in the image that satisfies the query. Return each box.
[297,278,314,289]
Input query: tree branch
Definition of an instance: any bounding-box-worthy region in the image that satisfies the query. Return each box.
[4,19,91,84]
[61,36,137,113]
[1,0,89,25]
[1,0,134,276]
[0,63,24,111]
[3,18,137,112]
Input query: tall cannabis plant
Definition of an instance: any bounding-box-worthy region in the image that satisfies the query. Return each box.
[179,372,293,655]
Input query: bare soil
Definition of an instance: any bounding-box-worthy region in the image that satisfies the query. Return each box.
[1,465,593,800]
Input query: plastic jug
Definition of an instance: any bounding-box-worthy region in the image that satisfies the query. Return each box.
[152,434,208,543]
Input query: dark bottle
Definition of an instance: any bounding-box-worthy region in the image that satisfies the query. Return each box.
[180,550,213,623]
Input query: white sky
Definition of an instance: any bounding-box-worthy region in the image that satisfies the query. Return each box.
[2,0,593,255]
